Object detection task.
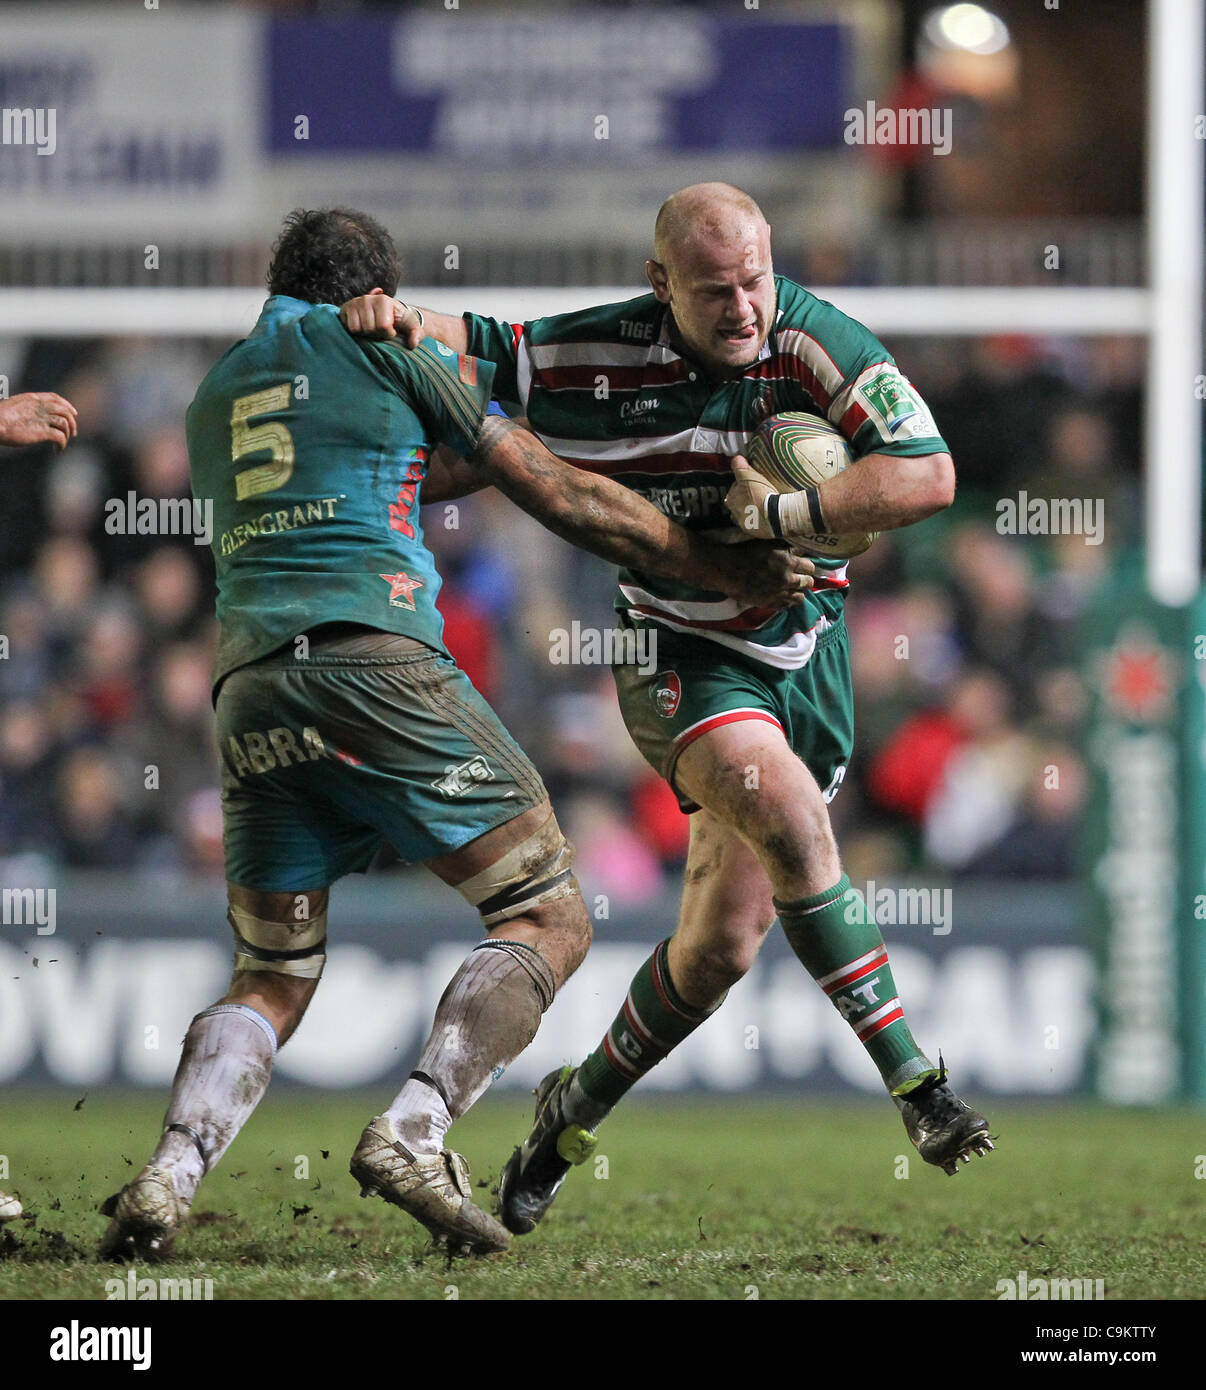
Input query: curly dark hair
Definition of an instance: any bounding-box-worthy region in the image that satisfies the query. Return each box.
[266,207,401,306]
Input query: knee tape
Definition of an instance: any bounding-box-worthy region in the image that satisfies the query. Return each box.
[454,814,578,926]
[228,902,328,980]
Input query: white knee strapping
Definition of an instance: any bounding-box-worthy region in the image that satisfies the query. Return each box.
[228,903,328,980]
[453,815,578,926]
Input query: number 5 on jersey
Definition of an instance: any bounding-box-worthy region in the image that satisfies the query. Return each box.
[232,384,294,501]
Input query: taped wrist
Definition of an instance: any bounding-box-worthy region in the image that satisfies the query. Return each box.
[774,488,820,542]
[397,300,424,329]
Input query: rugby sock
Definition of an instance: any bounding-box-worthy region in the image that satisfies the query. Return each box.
[568,938,721,1128]
[151,1002,278,1202]
[776,875,933,1094]
[386,939,556,1154]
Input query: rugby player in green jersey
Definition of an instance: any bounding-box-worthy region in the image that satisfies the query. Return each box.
[342,182,993,1236]
[0,386,77,1223]
[0,386,79,1225]
[98,208,810,1261]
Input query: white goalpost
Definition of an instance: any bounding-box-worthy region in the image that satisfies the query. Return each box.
[1145,0,1204,606]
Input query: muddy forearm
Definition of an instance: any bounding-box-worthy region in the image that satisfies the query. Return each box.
[473,416,720,582]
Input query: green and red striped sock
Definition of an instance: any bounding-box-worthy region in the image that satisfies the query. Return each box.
[570,939,719,1123]
[776,875,933,1095]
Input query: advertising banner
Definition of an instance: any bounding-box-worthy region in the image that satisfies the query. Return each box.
[0,875,1089,1096]
[0,6,260,238]
[1083,555,1188,1103]
[268,12,851,163]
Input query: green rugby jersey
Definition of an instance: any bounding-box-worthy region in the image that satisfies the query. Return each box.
[188,295,493,686]
[465,276,948,669]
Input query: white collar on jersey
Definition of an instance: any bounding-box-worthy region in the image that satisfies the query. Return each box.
[656,304,776,371]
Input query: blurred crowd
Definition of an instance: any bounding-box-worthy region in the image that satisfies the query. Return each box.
[0,326,1141,894]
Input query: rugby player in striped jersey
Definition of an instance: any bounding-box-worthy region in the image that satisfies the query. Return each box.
[341,182,993,1235]
[0,386,79,1223]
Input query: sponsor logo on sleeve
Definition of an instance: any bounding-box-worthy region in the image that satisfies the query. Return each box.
[858,370,936,440]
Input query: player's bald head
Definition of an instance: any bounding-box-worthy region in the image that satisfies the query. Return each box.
[645,183,776,377]
[652,183,769,271]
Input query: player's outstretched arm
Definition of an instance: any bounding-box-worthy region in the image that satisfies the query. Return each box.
[0,392,78,450]
[474,416,813,610]
[726,450,955,542]
[340,289,467,353]
[420,443,493,504]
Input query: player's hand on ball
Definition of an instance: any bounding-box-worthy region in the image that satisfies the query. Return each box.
[725,454,778,539]
[0,392,78,450]
[339,289,425,346]
[719,540,814,610]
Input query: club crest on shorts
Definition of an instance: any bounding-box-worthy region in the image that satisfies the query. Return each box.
[431,755,494,798]
[652,671,681,719]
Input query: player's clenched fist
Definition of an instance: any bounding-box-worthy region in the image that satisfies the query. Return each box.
[724,454,780,539]
[339,288,425,346]
[715,540,814,611]
[0,391,78,450]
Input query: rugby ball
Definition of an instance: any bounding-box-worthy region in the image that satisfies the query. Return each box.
[743,412,877,559]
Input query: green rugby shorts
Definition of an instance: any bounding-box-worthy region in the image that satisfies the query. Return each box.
[217,627,547,891]
[612,616,853,813]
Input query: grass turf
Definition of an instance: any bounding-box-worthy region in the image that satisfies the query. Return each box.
[0,1088,1203,1301]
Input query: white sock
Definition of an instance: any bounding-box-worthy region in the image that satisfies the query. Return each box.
[382,940,556,1154]
[385,1078,453,1155]
[150,1002,278,1202]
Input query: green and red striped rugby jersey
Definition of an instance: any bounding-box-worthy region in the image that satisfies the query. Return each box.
[464,276,947,670]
